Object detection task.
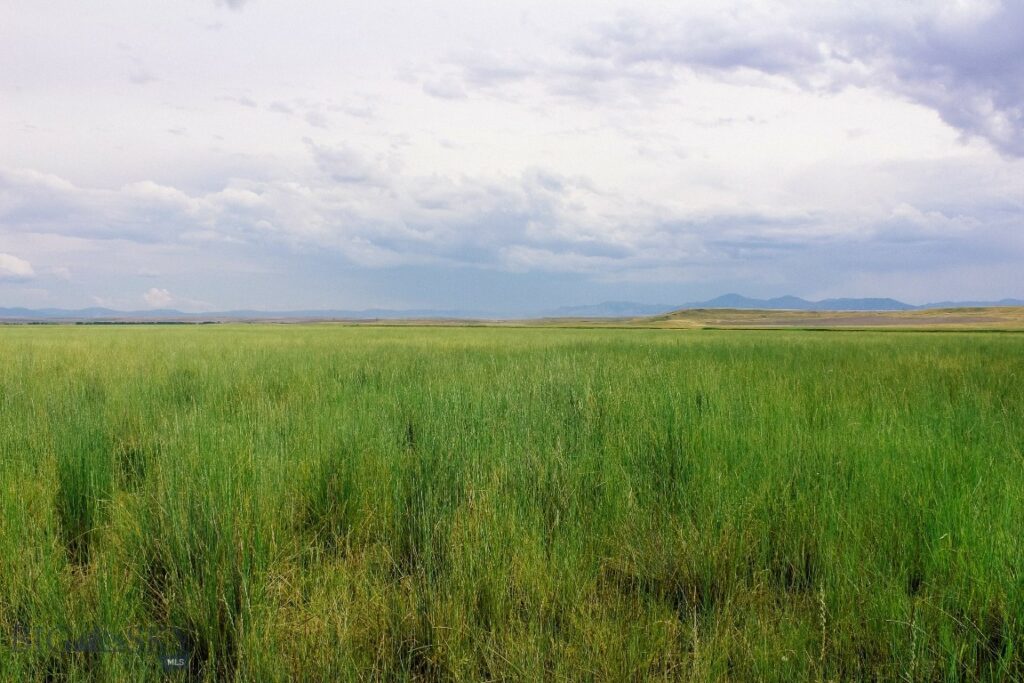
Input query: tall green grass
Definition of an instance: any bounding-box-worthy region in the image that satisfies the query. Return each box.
[0,325,1021,680]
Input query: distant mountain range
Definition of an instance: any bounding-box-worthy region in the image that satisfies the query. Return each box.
[544,294,1024,317]
[0,307,494,321]
[2,294,1023,322]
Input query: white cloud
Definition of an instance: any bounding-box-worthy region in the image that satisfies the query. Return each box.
[143,287,173,308]
[0,252,35,280]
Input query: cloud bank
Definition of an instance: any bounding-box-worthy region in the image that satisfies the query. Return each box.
[0,0,1021,310]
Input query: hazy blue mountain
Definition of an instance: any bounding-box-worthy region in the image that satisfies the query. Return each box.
[217,309,496,319]
[0,307,493,321]
[0,307,192,319]
[692,294,769,309]
[549,294,1022,317]
[689,294,914,311]
[919,298,1024,309]
[815,298,914,311]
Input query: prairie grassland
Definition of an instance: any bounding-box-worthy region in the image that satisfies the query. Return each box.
[0,325,1021,681]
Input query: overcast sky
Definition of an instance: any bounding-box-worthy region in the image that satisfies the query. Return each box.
[1,0,1022,312]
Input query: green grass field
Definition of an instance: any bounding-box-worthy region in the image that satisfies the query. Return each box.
[0,325,1021,681]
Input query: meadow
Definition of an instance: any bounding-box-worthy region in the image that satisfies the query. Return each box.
[0,324,1021,681]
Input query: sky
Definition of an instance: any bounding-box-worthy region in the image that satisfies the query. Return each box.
[1,0,1022,313]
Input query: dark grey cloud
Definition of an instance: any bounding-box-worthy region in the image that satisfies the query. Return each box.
[264,100,334,129]
[578,2,1024,156]
[866,3,1024,156]
[128,68,158,85]
[426,4,1023,155]
[219,95,258,108]
[303,111,328,128]
[306,140,387,185]
[422,76,467,100]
